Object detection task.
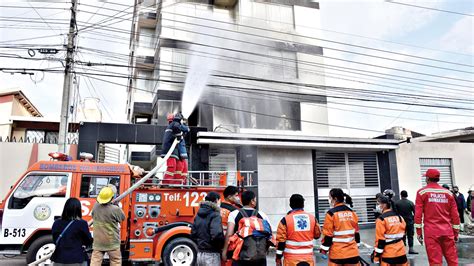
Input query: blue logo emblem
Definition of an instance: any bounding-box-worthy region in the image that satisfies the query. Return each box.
[297,218,308,230]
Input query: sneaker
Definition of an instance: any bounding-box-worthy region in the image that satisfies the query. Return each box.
[408,249,419,255]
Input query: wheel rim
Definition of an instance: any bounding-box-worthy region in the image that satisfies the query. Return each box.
[36,243,55,265]
[170,244,194,265]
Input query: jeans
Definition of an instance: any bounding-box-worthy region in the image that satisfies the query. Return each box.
[197,252,220,266]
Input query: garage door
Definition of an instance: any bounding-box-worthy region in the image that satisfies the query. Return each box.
[315,152,380,224]
[420,158,453,187]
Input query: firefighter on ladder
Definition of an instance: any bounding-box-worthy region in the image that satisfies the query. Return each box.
[371,195,408,265]
[276,194,321,266]
[161,113,188,185]
[415,168,460,265]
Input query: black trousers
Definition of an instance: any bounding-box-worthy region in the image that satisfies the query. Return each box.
[404,221,414,248]
[459,209,465,224]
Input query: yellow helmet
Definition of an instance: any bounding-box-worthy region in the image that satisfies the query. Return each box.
[97,186,114,204]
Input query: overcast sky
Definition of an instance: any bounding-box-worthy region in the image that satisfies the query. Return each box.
[0,0,472,138]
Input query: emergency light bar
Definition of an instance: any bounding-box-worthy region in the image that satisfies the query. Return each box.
[48,152,69,161]
[79,152,94,161]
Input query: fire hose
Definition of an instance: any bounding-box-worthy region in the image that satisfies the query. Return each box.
[28,139,179,266]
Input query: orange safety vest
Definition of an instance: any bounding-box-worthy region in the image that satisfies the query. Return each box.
[220,201,239,232]
[374,210,407,262]
[321,203,360,260]
[276,209,321,261]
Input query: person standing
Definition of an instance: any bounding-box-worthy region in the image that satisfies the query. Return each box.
[414,168,460,266]
[161,113,185,185]
[276,194,321,266]
[371,195,408,265]
[452,186,467,230]
[191,191,225,266]
[320,188,361,266]
[220,186,242,266]
[90,187,126,266]
[51,198,93,266]
[222,190,272,266]
[394,190,418,254]
[467,189,474,222]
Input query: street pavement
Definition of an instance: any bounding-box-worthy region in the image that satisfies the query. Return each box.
[1,229,473,265]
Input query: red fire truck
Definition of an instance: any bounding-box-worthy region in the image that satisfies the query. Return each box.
[0,152,253,265]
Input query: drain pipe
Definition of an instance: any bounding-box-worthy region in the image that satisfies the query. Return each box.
[28,139,179,266]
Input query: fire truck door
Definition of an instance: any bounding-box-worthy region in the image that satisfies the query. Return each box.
[0,172,72,245]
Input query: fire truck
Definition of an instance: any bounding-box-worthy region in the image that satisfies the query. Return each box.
[0,152,254,265]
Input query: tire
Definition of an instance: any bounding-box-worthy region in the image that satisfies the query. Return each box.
[162,237,197,266]
[26,235,55,265]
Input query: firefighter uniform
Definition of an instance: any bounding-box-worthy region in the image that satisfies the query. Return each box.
[321,203,360,266]
[414,182,460,265]
[276,209,321,266]
[373,210,408,266]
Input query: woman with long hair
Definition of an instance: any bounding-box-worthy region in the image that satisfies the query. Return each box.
[371,195,408,266]
[51,198,93,266]
[320,188,361,266]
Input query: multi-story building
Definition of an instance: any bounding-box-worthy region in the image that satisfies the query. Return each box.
[125,0,400,227]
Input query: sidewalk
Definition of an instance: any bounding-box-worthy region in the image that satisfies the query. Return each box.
[267,227,474,266]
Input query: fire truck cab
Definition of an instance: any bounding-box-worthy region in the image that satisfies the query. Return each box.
[0,152,252,265]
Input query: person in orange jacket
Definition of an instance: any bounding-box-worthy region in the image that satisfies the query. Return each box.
[371,195,408,265]
[414,168,460,266]
[276,194,321,266]
[320,188,360,266]
[220,186,242,266]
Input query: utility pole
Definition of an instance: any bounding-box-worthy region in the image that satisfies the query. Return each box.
[58,0,77,153]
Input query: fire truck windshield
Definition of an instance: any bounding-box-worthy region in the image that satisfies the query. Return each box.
[10,174,68,209]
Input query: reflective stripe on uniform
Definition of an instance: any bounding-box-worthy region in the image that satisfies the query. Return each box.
[276,250,283,255]
[333,237,354,243]
[414,223,422,228]
[283,248,313,254]
[384,233,404,239]
[333,229,355,236]
[419,189,451,195]
[285,240,314,246]
[375,248,384,254]
[453,224,461,230]
[320,245,330,251]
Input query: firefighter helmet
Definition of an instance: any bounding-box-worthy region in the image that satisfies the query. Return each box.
[383,189,395,199]
[97,186,114,204]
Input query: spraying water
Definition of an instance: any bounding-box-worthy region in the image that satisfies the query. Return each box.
[181,44,217,119]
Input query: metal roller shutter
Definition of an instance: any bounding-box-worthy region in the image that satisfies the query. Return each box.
[420,158,453,187]
[316,151,380,224]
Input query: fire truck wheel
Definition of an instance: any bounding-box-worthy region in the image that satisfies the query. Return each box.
[26,235,55,264]
[162,237,197,266]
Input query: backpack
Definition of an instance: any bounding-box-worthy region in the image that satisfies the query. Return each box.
[236,209,271,261]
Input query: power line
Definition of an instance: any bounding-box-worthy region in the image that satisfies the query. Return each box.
[386,0,474,17]
[77,45,473,98]
[162,12,473,68]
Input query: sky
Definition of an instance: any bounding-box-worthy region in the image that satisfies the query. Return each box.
[0,0,472,138]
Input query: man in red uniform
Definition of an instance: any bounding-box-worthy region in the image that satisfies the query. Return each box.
[414,168,460,266]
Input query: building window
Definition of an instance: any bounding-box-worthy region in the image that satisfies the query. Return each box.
[156,100,181,125]
[420,158,453,187]
[80,175,120,198]
[315,152,380,223]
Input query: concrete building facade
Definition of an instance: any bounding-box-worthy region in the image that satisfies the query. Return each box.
[122,0,402,227]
